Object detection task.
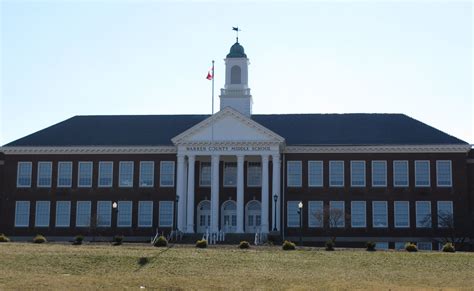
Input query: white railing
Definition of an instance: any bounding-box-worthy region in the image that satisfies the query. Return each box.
[254,228,267,245]
[203,228,226,245]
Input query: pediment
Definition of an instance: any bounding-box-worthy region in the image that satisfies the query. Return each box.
[171,107,285,145]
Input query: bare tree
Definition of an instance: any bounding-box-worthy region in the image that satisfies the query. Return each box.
[312,205,349,242]
[420,211,467,249]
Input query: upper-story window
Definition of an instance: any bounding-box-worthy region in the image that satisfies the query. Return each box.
[329,161,344,187]
[393,160,409,187]
[308,161,323,187]
[224,162,237,187]
[57,162,72,188]
[139,161,154,187]
[200,162,211,187]
[287,161,302,187]
[247,162,261,187]
[350,161,365,187]
[119,161,134,188]
[372,161,387,187]
[17,162,32,188]
[415,160,430,187]
[37,162,52,188]
[160,161,175,187]
[230,65,241,84]
[78,162,93,188]
[98,161,113,187]
[436,160,452,187]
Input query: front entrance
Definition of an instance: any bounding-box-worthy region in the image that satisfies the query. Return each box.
[221,200,237,233]
[245,200,261,233]
[196,200,211,233]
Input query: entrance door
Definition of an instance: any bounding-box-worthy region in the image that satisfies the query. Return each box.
[196,200,211,233]
[221,200,237,233]
[245,200,261,233]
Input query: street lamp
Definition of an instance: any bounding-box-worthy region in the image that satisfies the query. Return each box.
[297,201,303,245]
[174,195,179,232]
[273,194,278,231]
[112,202,118,233]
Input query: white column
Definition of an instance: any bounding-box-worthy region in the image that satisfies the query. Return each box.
[272,154,281,231]
[176,154,186,231]
[211,155,220,232]
[186,155,195,233]
[236,155,245,233]
[261,155,270,233]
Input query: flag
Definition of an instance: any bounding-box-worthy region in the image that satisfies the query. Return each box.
[206,66,214,80]
[232,27,239,31]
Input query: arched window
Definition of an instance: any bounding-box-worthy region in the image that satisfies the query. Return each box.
[230,65,241,84]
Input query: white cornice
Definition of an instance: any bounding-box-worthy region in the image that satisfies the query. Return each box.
[0,146,177,155]
[284,144,472,154]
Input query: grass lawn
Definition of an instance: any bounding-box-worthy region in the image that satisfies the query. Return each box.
[0,243,473,290]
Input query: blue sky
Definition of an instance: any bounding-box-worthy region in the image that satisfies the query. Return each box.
[1,0,472,145]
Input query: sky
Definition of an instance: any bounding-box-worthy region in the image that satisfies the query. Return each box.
[1,0,472,145]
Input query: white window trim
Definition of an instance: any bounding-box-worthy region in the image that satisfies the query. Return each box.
[308,201,323,228]
[37,161,52,188]
[393,160,409,187]
[329,201,345,228]
[371,160,387,187]
[329,161,345,187]
[139,161,155,188]
[199,162,211,187]
[415,160,431,187]
[351,201,366,228]
[286,201,301,228]
[17,161,32,188]
[35,201,51,227]
[57,161,73,188]
[55,201,71,227]
[138,201,153,227]
[372,201,388,228]
[287,161,302,187]
[436,160,452,187]
[394,201,410,228]
[247,162,262,187]
[14,201,30,227]
[223,162,237,188]
[159,201,174,227]
[350,160,366,187]
[416,201,432,228]
[119,161,134,188]
[437,201,453,228]
[98,161,114,188]
[76,201,92,227]
[160,161,175,187]
[308,161,323,187]
[96,201,112,227]
[77,162,93,188]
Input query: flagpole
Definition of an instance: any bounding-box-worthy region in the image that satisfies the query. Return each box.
[211,60,215,142]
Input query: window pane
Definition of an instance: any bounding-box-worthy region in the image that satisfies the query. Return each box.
[200,162,211,186]
[15,201,30,227]
[375,242,389,250]
[416,201,431,228]
[394,201,409,228]
[17,162,32,187]
[287,201,300,227]
[98,162,113,187]
[159,201,174,227]
[437,161,452,187]
[55,201,71,227]
[35,201,50,227]
[372,161,387,187]
[351,201,366,228]
[76,201,91,227]
[372,201,388,228]
[329,161,344,187]
[97,201,112,227]
[138,201,153,227]
[287,161,302,187]
[393,161,409,187]
[417,242,432,250]
[78,162,93,187]
[247,162,261,187]
[117,201,132,227]
[139,162,154,187]
[330,201,345,227]
[437,201,453,228]
[308,161,323,187]
[160,161,175,187]
[415,161,430,187]
[351,161,366,187]
[119,162,134,187]
[57,162,72,187]
[308,201,323,227]
[224,162,237,186]
[37,162,52,187]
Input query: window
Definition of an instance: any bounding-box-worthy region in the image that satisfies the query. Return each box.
[436,160,452,187]
[160,161,175,187]
[15,201,30,227]
[78,162,93,187]
[55,201,71,227]
[200,162,211,186]
[415,160,430,187]
[287,201,301,227]
[17,162,32,187]
[119,161,134,187]
[37,161,52,187]
[417,242,432,250]
[329,161,344,187]
[35,201,50,227]
[57,162,72,187]
[230,65,241,84]
[117,201,132,227]
[350,161,366,187]
[329,201,345,228]
[98,162,113,187]
[138,201,153,227]
[394,201,410,228]
[76,201,91,227]
[308,161,323,187]
[139,161,154,187]
[308,201,323,227]
[247,162,261,187]
[96,201,112,227]
[351,201,366,228]
[223,162,237,187]
[372,201,388,228]
[372,161,387,187]
[159,201,174,227]
[395,242,406,250]
[287,161,302,187]
[375,242,389,250]
[416,201,431,228]
[393,160,409,187]
[437,201,453,228]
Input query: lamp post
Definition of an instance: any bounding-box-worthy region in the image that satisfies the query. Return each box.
[112,202,118,234]
[298,201,303,245]
[273,194,278,231]
[174,195,179,232]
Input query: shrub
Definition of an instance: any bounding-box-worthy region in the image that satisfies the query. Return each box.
[405,242,418,252]
[113,235,124,245]
[282,240,296,250]
[0,233,10,242]
[73,235,84,245]
[366,241,376,251]
[442,242,455,253]
[153,236,168,247]
[239,241,250,249]
[325,240,335,251]
[195,239,208,248]
[33,234,47,244]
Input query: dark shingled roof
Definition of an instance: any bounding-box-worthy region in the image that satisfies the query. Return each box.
[3,114,467,147]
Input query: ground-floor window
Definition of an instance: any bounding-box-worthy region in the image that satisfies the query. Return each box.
[329,201,345,228]
[117,201,132,227]
[308,201,323,227]
[138,201,153,227]
[395,242,406,250]
[351,201,366,228]
[97,201,112,227]
[375,242,389,250]
[417,242,432,250]
[35,201,50,227]
[55,201,71,227]
[76,201,91,227]
[159,201,174,227]
[416,201,431,228]
[372,201,388,228]
[15,201,30,227]
[394,201,410,228]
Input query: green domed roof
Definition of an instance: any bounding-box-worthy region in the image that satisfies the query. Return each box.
[226,41,247,58]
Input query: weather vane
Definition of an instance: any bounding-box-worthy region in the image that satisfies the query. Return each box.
[232,26,241,42]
